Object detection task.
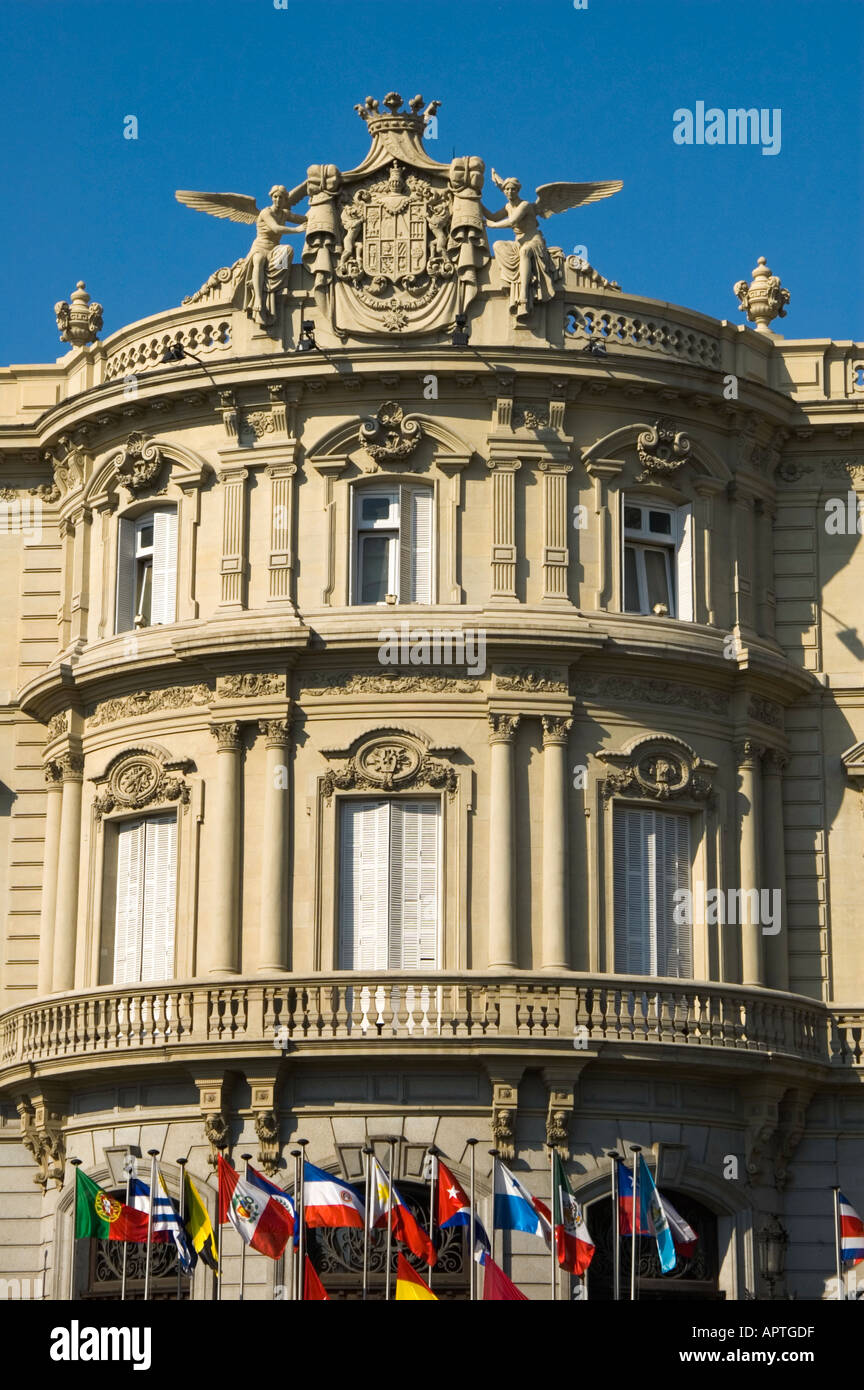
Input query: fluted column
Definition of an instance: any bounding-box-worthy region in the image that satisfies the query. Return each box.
[52,754,84,993]
[207,722,244,974]
[736,741,765,987]
[488,714,520,968]
[38,762,63,996]
[762,750,789,991]
[541,717,572,971]
[257,719,292,972]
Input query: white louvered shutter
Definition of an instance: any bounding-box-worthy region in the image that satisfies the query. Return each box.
[340,800,390,970]
[150,508,178,625]
[675,504,694,621]
[389,801,439,968]
[140,815,177,982]
[399,486,433,603]
[656,811,691,978]
[113,821,145,984]
[614,807,651,974]
[115,516,136,634]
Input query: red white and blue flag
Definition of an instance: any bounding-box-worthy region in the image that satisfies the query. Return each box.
[303,1161,365,1230]
[437,1159,490,1259]
[839,1192,864,1265]
[246,1164,297,1240]
[616,1159,648,1235]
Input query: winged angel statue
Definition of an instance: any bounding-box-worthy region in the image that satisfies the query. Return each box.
[485,171,622,318]
[175,184,307,326]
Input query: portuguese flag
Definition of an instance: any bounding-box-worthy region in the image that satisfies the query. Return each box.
[74,1168,150,1242]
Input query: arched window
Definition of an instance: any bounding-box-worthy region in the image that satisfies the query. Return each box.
[81,1188,190,1302]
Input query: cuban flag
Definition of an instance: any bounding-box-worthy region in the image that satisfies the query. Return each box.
[437,1159,490,1259]
[839,1192,864,1265]
[302,1160,365,1229]
[493,1161,552,1244]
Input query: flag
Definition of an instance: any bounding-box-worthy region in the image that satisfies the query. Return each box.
[128,1177,170,1243]
[304,1256,329,1300]
[153,1167,195,1273]
[481,1252,528,1301]
[395,1252,438,1301]
[74,1168,150,1242]
[184,1172,218,1273]
[552,1152,595,1275]
[617,1159,648,1235]
[638,1155,676,1274]
[246,1164,297,1237]
[217,1154,294,1259]
[303,1161,365,1229]
[839,1192,864,1265]
[369,1157,437,1266]
[493,1161,552,1245]
[436,1158,490,1258]
[659,1190,698,1259]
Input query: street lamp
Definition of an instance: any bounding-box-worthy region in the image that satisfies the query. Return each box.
[758,1214,788,1297]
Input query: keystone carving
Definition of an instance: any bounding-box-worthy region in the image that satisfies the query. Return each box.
[358,401,423,464]
[635,418,691,483]
[599,736,716,802]
[111,432,165,492]
[322,735,457,800]
[91,750,191,820]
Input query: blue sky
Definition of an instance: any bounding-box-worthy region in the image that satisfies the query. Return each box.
[0,0,861,365]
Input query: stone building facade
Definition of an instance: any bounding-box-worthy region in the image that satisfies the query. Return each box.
[0,94,862,1299]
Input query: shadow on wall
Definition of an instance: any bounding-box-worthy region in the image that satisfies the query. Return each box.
[0,781,16,815]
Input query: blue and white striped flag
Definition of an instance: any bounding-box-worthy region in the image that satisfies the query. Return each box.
[130,1171,195,1273]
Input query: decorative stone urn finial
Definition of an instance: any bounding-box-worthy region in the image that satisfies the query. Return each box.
[54,281,103,346]
[734,256,790,335]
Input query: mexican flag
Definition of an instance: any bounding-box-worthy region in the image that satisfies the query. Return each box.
[552,1152,595,1276]
[75,1168,150,1242]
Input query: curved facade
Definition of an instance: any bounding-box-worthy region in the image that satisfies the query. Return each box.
[1,95,863,1300]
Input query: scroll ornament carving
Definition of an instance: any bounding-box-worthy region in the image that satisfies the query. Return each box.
[93,751,191,819]
[112,432,165,492]
[635,418,691,483]
[600,738,716,802]
[542,716,573,746]
[512,405,549,430]
[45,437,88,497]
[488,713,521,743]
[359,401,423,464]
[579,675,727,718]
[88,683,212,726]
[748,696,782,729]
[823,456,864,486]
[254,1111,280,1178]
[47,711,69,738]
[216,673,286,698]
[18,1098,65,1192]
[497,667,568,693]
[323,737,457,800]
[303,670,480,695]
[210,721,244,752]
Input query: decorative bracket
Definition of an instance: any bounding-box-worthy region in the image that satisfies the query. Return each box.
[17,1093,66,1192]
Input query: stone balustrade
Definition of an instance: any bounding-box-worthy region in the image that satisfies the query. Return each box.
[0,974,853,1081]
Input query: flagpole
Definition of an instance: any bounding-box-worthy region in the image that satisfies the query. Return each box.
[176,1158,187,1302]
[69,1158,82,1300]
[833,1186,844,1300]
[548,1144,558,1302]
[217,1158,223,1304]
[467,1138,478,1301]
[143,1148,159,1302]
[426,1145,438,1289]
[629,1145,642,1303]
[297,1138,308,1301]
[488,1148,499,1279]
[290,1148,301,1302]
[362,1144,373,1302]
[385,1136,397,1303]
[239,1153,251,1303]
[120,1150,134,1303]
[607,1149,621,1302]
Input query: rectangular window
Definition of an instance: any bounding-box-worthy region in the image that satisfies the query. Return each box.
[353,486,433,604]
[339,799,439,969]
[116,508,178,633]
[111,815,177,984]
[621,499,692,619]
[613,806,692,978]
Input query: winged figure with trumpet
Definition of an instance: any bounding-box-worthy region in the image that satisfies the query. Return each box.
[485,171,622,318]
[175,183,307,326]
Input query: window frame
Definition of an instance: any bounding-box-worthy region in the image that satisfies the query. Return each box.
[350,482,435,606]
[99,810,180,987]
[115,504,179,635]
[620,495,694,621]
